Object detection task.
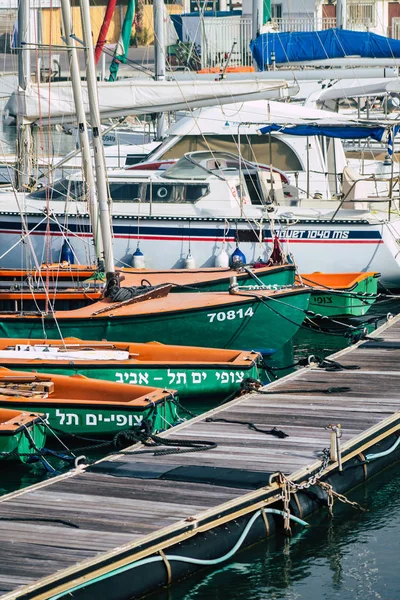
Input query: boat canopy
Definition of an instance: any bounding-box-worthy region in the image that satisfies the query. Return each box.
[259,122,400,143]
[250,28,400,69]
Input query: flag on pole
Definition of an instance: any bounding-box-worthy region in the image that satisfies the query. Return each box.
[388,128,394,157]
[109,0,135,81]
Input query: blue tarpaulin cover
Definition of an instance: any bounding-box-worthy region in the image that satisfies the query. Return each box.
[250,28,400,69]
[258,123,399,142]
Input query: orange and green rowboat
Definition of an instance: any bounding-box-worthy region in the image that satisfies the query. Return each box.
[298,272,379,318]
[0,370,180,437]
[0,408,46,463]
[0,338,262,401]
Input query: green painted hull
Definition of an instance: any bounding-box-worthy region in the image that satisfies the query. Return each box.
[309,275,378,318]
[4,362,261,400]
[0,291,310,353]
[0,421,46,463]
[174,266,296,292]
[0,399,179,437]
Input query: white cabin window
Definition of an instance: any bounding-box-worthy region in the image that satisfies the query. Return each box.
[146,182,209,203]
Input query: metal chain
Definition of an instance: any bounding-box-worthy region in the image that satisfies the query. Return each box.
[317,481,367,513]
[279,448,331,492]
[279,474,292,535]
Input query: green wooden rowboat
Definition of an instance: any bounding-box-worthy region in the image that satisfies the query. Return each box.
[299,272,379,318]
[0,288,310,354]
[119,264,296,293]
[0,370,181,437]
[0,409,46,463]
[0,340,262,401]
[0,265,296,312]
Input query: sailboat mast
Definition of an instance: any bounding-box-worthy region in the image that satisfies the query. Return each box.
[60,0,104,267]
[16,0,33,191]
[336,0,347,29]
[153,0,166,139]
[79,0,115,276]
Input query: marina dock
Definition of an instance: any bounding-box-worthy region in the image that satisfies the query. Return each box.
[1,314,400,599]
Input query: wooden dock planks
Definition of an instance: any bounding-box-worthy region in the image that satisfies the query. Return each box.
[0,315,399,598]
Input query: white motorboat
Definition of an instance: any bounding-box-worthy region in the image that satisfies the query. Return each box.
[1,150,399,287]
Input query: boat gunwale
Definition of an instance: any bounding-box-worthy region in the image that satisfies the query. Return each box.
[0,393,176,411]
[0,358,260,368]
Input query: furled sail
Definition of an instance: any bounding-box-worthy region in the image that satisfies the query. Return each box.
[5,78,291,124]
[259,122,400,142]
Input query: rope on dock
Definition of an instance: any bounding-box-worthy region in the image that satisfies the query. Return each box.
[204,417,288,438]
[240,378,351,396]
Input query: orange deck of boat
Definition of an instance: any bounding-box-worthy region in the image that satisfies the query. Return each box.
[298,272,378,289]
[0,288,307,321]
[0,339,259,366]
[0,369,173,406]
[0,408,41,430]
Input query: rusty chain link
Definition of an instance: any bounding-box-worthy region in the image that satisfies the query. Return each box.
[273,447,366,519]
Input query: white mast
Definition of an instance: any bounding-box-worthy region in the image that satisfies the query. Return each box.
[79,0,115,276]
[252,0,263,41]
[16,0,33,191]
[153,0,166,139]
[336,0,347,29]
[60,0,104,266]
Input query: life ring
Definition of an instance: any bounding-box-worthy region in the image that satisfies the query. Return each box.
[157,186,168,199]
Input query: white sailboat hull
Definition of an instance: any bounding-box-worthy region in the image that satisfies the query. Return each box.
[1,212,400,287]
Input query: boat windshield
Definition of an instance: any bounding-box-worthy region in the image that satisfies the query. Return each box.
[163,151,257,181]
[162,155,210,180]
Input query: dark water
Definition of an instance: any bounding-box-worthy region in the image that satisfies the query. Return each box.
[1,299,400,599]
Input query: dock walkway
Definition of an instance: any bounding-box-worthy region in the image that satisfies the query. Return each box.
[1,314,400,599]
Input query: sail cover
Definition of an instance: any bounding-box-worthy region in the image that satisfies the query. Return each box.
[5,78,290,124]
[259,122,400,142]
[251,28,400,69]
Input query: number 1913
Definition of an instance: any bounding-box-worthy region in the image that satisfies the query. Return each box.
[207,307,254,323]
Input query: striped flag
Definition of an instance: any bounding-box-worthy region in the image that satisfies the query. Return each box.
[388,129,394,157]
[109,0,135,82]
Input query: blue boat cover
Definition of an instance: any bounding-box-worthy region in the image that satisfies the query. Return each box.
[250,28,400,69]
[259,123,400,142]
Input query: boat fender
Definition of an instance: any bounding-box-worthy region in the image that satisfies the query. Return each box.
[132,246,145,269]
[215,248,229,268]
[60,239,74,264]
[231,247,246,268]
[184,253,196,269]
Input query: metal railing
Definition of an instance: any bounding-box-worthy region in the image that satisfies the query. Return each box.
[201,16,252,68]
[270,17,336,32]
